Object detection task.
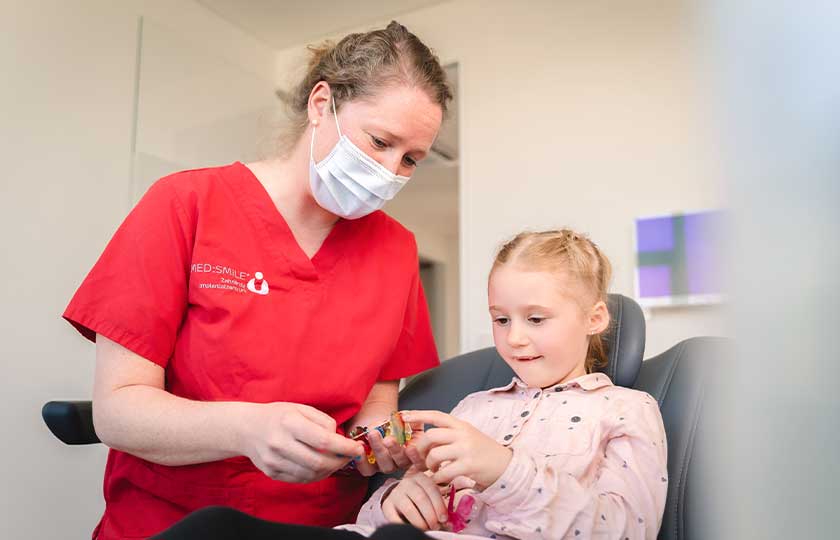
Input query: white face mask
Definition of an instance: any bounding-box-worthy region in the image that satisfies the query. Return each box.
[309,97,410,219]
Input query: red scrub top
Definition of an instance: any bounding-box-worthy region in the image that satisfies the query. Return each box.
[63,162,440,540]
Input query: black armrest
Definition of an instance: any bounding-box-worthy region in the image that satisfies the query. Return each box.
[42,400,100,445]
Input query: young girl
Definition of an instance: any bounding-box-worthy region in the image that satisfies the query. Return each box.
[343,229,668,539]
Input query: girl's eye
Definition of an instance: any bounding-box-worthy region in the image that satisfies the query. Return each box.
[371,135,387,148]
[528,317,545,325]
[494,317,510,326]
[402,155,417,168]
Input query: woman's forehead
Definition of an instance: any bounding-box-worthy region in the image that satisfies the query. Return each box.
[346,85,442,149]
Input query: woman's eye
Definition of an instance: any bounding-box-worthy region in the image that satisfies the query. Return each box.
[402,155,417,168]
[371,136,387,148]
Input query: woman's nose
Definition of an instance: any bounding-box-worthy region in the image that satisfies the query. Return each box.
[383,154,403,176]
[368,149,404,176]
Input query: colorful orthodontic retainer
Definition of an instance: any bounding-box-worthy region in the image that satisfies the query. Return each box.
[347,411,412,465]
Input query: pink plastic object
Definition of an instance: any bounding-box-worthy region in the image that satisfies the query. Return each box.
[446,484,475,533]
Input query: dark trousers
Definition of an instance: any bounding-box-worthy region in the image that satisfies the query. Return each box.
[151,506,431,540]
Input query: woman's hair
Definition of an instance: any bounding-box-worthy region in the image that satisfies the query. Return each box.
[278,21,452,156]
[491,229,613,373]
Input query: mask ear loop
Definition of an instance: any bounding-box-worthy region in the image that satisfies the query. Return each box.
[330,95,343,137]
[310,93,344,162]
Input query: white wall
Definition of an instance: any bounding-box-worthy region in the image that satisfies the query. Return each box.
[386,163,460,358]
[0,1,278,537]
[275,0,727,359]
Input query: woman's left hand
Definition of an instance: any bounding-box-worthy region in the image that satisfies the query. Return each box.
[401,410,512,490]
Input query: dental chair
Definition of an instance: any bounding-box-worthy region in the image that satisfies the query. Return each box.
[43,294,727,540]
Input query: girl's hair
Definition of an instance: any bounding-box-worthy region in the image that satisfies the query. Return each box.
[491,229,613,373]
[278,21,452,156]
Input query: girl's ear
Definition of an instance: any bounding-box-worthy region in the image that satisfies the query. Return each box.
[588,300,610,335]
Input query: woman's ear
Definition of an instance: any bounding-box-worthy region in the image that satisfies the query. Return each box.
[307,81,332,126]
[587,300,610,335]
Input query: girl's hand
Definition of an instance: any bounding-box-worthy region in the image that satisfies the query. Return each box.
[402,410,512,490]
[240,402,364,483]
[382,469,449,531]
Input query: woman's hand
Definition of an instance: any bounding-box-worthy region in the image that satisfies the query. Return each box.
[382,469,449,531]
[402,410,512,490]
[240,402,364,483]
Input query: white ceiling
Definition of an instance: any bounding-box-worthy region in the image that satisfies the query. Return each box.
[196,0,450,50]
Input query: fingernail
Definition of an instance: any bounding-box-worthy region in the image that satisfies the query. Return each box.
[439,515,448,522]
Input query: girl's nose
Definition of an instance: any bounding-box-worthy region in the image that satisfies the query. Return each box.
[507,322,529,347]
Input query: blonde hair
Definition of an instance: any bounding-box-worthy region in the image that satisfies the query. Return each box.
[491,229,613,373]
[278,21,452,156]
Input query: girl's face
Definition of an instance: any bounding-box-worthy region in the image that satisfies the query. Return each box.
[488,265,609,388]
[309,82,443,178]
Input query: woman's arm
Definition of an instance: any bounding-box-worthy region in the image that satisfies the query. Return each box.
[93,335,363,482]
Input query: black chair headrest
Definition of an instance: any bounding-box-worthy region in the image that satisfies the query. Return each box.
[598,293,647,387]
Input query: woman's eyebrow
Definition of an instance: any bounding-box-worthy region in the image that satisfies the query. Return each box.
[368,127,428,157]
[376,127,403,142]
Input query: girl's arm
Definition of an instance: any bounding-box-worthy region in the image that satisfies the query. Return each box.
[475,395,668,540]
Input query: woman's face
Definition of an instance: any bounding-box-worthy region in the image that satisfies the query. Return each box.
[309,82,443,178]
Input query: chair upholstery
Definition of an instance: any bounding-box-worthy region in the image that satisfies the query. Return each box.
[633,336,729,540]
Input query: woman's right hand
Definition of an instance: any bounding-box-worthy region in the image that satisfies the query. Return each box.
[381,470,449,531]
[240,402,364,483]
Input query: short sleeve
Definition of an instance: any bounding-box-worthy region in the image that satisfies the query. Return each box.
[376,246,440,381]
[62,177,194,368]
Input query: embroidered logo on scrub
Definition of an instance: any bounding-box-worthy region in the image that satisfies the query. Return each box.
[191,263,268,295]
[247,272,269,295]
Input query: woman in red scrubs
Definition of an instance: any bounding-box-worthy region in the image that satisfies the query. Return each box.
[63,21,451,540]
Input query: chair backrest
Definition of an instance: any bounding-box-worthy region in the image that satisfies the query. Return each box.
[633,336,729,540]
